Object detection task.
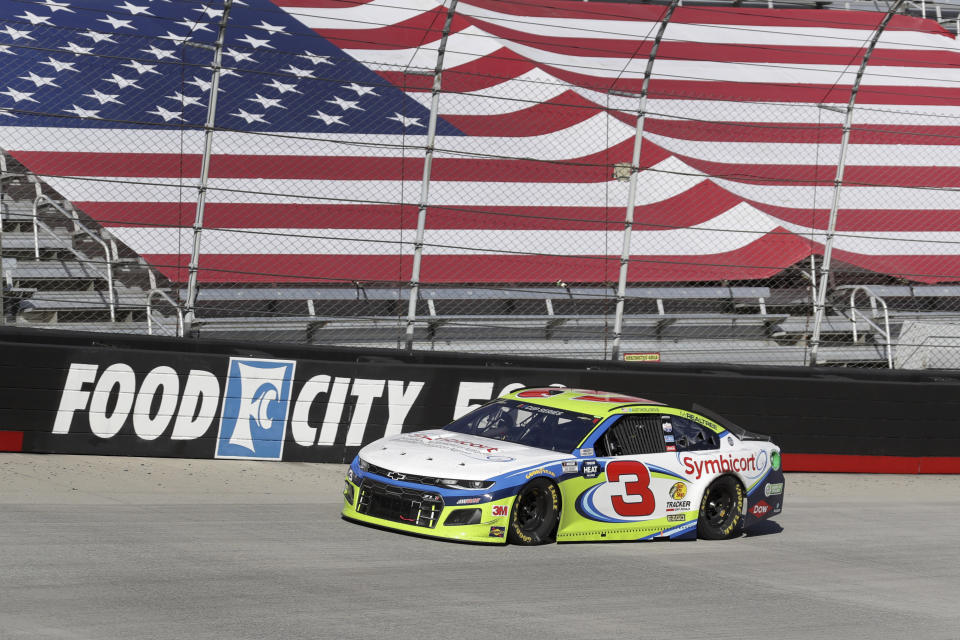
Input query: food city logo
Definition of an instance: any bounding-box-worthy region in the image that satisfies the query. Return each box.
[681,453,765,480]
[52,359,426,459]
[217,359,296,460]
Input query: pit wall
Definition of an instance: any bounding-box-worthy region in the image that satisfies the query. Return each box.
[1,327,958,473]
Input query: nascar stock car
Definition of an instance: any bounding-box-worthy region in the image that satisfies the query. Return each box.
[341,388,784,545]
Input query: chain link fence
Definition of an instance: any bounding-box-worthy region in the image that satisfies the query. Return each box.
[4,0,960,368]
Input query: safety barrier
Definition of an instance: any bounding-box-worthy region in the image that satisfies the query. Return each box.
[0,327,957,472]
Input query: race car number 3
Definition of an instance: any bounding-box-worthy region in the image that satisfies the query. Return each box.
[606,460,656,517]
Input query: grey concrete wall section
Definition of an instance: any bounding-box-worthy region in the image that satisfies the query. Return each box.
[1,454,958,640]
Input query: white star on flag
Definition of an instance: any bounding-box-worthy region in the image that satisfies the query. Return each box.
[19,72,58,88]
[147,105,183,121]
[116,2,153,16]
[122,60,160,75]
[299,52,332,66]
[63,104,100,118]
[140,45,176,60]
[175,18,211,32]
[193,6,223,19]
[98,15,133,30]
[38,57,79,73]
[2,25,33,40]
[327,96,362,111]
[165,91,204,107]
[83,89,122,105]
[60,42,93,55]
[81,30,117,44]
[103,73,141,89]
[344,83,378,97]
[16,11,53,26]
[159,31,190,45]
[309,111,345,126]
[185,76,220,92]
[388,113,424,128]
[40,0,74,12]
[263,79,300,94]
[248,94,285,109]
[224,48,256,63]
[237,34,272,49]
[281,65,314,79]
[0,87,37,102]
[253,21,286,34]
[231,109,268,124]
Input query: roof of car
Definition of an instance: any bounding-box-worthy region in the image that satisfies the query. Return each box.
[500,387,664,418]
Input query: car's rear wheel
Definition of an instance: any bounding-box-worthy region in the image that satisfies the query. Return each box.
[697,476,744,540]
[508,478,559,545]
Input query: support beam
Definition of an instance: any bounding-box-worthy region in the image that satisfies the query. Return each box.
[611,0,679,361]
[404,0,459,352]
[183,0,233,334]
[809,0,905,366]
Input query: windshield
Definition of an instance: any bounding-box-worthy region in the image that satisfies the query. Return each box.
[443,399,599,453]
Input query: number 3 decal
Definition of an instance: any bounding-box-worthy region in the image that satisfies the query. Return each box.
[606,460,656,517]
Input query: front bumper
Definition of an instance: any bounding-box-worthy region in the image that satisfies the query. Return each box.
[341,476,513,544]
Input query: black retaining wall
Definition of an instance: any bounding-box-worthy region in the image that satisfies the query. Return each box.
[1,327,958,464]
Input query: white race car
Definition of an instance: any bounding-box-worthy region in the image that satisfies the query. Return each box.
[342,388,784,545]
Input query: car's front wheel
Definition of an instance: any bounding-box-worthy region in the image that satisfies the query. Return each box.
[697,476,744,540]
[508,478,559,545]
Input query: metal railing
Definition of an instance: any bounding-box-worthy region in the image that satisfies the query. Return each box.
[146,288,184,337]
[838,285,893,368]
[31,192,115,322]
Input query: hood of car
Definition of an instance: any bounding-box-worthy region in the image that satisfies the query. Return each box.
[358,429,572,480]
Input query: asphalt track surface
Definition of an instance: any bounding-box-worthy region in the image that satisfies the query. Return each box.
[1,455,958,640]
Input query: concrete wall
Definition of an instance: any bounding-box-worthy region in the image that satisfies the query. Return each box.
[2,327,958,471]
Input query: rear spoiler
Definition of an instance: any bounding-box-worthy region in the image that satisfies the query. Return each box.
[692,404,771,442]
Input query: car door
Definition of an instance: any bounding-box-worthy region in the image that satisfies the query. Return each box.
[559,412,694,540]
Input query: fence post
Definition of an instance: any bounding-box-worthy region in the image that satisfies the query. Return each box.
[183,0,232,335]
[0,154,5,326]
[809,0,905,366]
[610,0,679,361]
[404,0,459,352]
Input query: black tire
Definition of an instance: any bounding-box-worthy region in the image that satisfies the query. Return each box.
[697,476,744,540]
[508,478,560,545]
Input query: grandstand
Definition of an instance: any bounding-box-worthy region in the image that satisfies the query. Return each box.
[4,149,949,366]
[4,0,960,368]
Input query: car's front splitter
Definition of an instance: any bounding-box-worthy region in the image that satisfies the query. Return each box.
[341,479,513,545]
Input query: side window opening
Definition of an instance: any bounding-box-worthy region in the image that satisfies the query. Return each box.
[671,416,720,452]
[598,415,666,456]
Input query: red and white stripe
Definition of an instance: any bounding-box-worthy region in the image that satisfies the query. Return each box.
[10,0,960,283]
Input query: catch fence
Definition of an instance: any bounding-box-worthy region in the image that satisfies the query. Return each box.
[3,0,960,368]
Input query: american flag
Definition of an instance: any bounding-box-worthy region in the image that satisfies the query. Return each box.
[2,0,960,284]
